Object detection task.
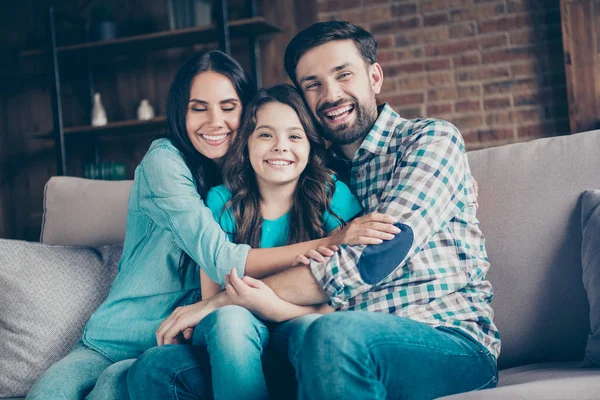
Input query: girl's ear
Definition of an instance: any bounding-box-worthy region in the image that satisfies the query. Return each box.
[369,62,384,95]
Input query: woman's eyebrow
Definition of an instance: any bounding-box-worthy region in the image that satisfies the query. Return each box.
[188,98,239,104]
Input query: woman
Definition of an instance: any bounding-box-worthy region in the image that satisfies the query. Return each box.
[27,51,396,400]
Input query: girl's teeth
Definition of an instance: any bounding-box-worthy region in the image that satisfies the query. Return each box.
[268,160,292,166]
[202,134,227,141]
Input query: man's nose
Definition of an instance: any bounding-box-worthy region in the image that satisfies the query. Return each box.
[322,80,343,103]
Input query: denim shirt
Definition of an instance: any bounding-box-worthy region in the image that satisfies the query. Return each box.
[82,138,250,362]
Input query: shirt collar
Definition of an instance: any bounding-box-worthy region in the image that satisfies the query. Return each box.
[358,103,399,156]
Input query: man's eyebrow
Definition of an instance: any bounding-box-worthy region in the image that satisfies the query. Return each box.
[299,63,352,84]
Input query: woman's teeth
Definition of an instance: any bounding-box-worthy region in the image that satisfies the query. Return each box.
[202,133,228,141]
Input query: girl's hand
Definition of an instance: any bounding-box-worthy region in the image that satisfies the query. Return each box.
[329,212,400,246]
[225,268,286,321]
[292,244,339,266]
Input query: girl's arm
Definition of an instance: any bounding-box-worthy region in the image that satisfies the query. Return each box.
[244,212,398,278]
[200,269,222,300]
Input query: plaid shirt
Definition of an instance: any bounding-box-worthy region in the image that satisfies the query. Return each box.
[314,104,501,359]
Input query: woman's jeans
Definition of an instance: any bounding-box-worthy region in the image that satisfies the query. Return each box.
[129,310,498,400]
[25,342,133,400]
[128,307,321,400]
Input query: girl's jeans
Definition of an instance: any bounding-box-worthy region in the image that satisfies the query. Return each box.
[128,310,498,400]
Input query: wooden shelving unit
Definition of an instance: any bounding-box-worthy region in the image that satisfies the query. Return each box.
[20,17,279,60]
[33,0,280,176]
[33,116,168,140]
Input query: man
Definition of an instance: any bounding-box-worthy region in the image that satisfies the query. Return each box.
[129,21,500,400]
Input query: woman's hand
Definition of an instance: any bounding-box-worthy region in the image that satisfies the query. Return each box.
[156,292,227,345]
[329,212,400,246]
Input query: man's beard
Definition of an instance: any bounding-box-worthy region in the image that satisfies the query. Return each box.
[316,95,378,145]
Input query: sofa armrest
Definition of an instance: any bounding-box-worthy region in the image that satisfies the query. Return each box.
[41,177,133,247]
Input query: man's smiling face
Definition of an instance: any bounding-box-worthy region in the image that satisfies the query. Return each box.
[295,40,383,145]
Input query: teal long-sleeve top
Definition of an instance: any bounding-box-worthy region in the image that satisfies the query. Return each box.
[82,139,250,361]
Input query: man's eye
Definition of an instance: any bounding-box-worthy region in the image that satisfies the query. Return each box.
[338,72,351,79]
[305,82,320,90]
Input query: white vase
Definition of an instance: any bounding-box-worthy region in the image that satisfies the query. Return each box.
[91,93,108,126]
[137,99,155,121]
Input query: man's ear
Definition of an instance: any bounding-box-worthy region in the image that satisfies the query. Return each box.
[369,62,384,95]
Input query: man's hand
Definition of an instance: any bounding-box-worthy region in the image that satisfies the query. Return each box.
[156,292,227,345]
[328,212,399,246]
[225,268,288,321]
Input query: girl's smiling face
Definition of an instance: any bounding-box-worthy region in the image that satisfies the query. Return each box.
[247,101,310,188]
[186,71,242,162]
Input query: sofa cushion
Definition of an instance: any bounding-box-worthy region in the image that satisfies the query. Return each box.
[467,130,600,369]
[438,362,600,399]
[41,177,132,247]
[0,239,121,398]
[581,189,600,367]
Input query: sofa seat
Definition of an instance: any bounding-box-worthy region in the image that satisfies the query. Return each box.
[441,362,600,399]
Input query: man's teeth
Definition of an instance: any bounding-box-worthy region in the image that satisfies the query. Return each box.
[267,160,292,166]
[202,134,228,141]
[325,105,353,118]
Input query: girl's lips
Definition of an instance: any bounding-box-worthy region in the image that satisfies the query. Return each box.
[264,159,294,168]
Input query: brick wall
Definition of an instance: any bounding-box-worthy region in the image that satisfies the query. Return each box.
[317,0,569,150]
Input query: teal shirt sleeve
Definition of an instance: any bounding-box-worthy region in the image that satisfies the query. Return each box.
[136,144,250,285]
[206,185,237,242]
[324,177,363,233]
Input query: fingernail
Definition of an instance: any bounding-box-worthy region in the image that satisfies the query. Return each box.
[391,226,401,233]
[375,239,383,244]
[385,233,395,240]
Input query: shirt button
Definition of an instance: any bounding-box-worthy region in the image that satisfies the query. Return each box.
[354,173,361,179]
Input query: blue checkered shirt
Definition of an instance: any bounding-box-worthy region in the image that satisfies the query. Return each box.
[313,104,501,359]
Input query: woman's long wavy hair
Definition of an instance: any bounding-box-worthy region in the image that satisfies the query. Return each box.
[166,50,256,269]
[221,84,345,247]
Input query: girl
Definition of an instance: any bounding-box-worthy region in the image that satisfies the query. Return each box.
[196,84,363,400]
[27,51,396,400]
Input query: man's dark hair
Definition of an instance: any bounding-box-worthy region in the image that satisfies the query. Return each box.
[284,21,378,87]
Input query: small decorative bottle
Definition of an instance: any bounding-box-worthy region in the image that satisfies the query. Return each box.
[91,93,108,126]
[137,99,155,121]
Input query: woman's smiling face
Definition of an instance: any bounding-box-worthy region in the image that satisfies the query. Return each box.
[186,71,242,162]
[247,101,310,188]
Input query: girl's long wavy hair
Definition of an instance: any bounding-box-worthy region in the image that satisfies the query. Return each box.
[166,50,256,270]
[221,84,345,247]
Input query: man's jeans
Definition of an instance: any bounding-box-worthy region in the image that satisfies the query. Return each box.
[297,311,498,400]
[127,307,320,400]
[26,342,133,400]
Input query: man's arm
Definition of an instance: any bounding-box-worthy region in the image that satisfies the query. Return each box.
[262,266,329,305]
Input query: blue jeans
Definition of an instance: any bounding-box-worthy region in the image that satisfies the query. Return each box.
[127,310,321,400]
[297,312,498,400]
[26,342,134,400]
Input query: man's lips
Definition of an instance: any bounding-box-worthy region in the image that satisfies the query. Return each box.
[321,104,355,123]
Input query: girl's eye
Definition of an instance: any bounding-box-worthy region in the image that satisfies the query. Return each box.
[258,132,272,138]
[290,134,302,140]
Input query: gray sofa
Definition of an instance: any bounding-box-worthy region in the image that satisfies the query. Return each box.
[2,129,600,399]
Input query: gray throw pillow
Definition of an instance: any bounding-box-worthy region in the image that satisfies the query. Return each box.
[0,239,121,398]
[582,190,600,367]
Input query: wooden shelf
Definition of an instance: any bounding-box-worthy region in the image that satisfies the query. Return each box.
[20,17,280,59]
[33,116,167,140]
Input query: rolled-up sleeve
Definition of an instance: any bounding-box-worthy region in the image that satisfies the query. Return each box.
[137,147,250,285]
[310,121,467,308]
